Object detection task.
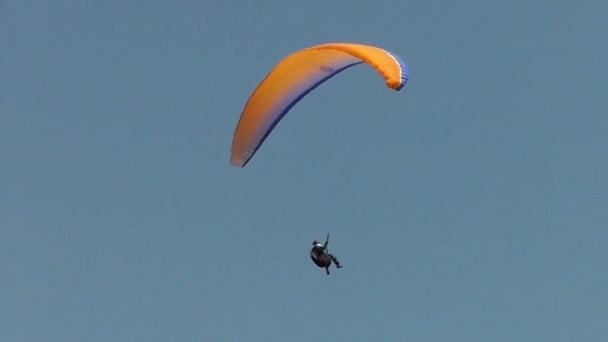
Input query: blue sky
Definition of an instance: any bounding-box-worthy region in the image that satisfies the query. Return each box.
[2,1,607,341]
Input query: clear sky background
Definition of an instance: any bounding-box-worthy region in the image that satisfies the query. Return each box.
[2,1,607,341]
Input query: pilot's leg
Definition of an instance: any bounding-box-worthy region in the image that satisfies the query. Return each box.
[329,254,343,268]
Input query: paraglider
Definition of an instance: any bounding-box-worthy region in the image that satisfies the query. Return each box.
[230,42,410,167]
[310,234,343,275]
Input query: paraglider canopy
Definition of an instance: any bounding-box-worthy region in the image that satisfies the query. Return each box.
[230,42,410,167]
